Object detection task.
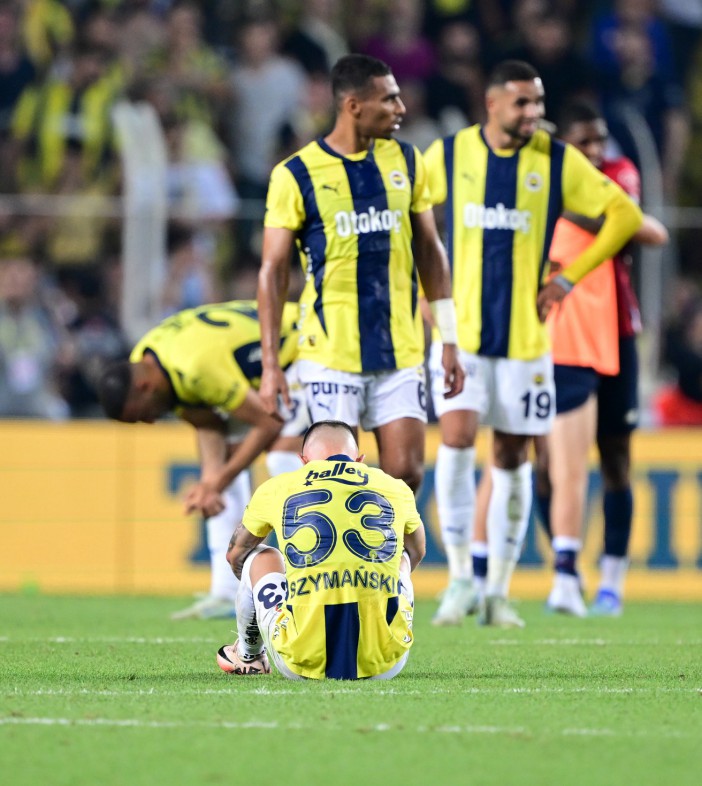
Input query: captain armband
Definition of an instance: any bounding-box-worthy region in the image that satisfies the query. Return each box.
[429,298,458,345]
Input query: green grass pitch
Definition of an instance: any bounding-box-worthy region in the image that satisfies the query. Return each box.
[1,594,700,786]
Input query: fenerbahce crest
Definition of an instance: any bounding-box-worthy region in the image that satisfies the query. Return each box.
[525,172,543,192]
[389,170,408,189]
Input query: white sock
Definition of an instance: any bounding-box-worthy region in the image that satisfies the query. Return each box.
[445,543,473,581]
[600,555,628,596]
[435,444,476,555]
[399,553,415,606]
[235,548,266,658]
[552,536,582,552]
[265,450,302,477]
[207,470,251,600]
[486,463,532,598]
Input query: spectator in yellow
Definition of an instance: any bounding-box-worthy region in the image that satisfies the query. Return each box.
[10,38,119,191]
[145,0,231,130]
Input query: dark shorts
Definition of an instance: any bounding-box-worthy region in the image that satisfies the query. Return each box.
[597,336,639,436]
[554,364,599,415]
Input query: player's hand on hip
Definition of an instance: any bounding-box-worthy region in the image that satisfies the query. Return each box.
[441,344,465,399]
[259,367,289,421]
[184,482,225,518]
[537,280,568,322]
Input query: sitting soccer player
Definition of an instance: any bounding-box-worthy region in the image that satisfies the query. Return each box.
[98,300,308,620]
[218,420,426,680]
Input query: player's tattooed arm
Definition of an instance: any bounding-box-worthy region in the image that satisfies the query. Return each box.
[226,521,266,579]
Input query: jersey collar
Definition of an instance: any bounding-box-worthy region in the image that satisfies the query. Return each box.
[143,348,182,405]
[479,126,527,157]
[317,137,375,162]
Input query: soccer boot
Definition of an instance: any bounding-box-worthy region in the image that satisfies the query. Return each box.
[478,595,526,629]
[590,588,623,617]
[171,595,237,621]
[546,574,588,617]
[217,639,271,675]
[432,578,479,626]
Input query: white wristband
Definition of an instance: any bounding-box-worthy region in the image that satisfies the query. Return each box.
[552,274,575,293]
[429,298,458,345]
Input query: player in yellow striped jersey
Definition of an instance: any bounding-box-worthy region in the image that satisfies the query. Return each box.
[257,54,463,494]
[423,60,643,628]
[217,420,426,679]
[97,301,309,620]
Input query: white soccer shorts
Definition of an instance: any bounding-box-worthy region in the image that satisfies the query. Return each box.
[429,342,555,435]
[296,360,427,431]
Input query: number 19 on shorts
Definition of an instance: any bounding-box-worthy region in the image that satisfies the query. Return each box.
[520,389,552,420]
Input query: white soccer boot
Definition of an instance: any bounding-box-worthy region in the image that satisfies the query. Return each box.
[432,578,479,626]
[217,639,271,675]
[547,573,588,617]
[171,594,237,621]
[478,596,526,629]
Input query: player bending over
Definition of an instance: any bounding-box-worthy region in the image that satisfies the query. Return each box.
[98,301,308,620]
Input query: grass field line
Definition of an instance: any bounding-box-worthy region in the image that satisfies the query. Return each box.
[0,716,697,739]
[489,637,702,646]
[0,636,220,644]
[3,635,702,646]
[6,685,697,697]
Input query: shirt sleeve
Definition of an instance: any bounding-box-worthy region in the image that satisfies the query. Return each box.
[423,137,448,206]
[612,158,641,204]
[558,150,643,285]
[263,163,306,231]
[242,481,275,538]
[410,146,434,214]
[562,144,621,218]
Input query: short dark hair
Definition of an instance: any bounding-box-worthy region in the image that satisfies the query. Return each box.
[557,100,604,136]
[301,420,357,453]
[98,361,133,420]
[487,60,540,89]
[330,54,392,102]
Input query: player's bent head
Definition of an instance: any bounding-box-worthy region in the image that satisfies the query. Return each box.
[98,361,134,421]
[331,54,392,104]
[487,60,540,91]
[301,420,359,462]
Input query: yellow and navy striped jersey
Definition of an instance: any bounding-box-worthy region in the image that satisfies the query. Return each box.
[424,126,626,360]
[243,458,422,679]
[130,301,299,415]
[264,137,433,373]
[12,75,118,190]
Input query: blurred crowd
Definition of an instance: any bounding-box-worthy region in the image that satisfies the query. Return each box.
[1,0,702,421]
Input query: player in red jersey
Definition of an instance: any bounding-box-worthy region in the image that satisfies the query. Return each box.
[540,101,669,615]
